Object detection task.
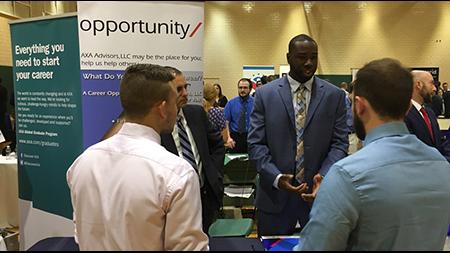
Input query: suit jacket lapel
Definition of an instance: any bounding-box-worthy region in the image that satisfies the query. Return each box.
[183,107,202,151]
[277,77,295,129]
[426,107,439,144]
[161,133,177,155]
[411,107,434,143]
[304,77,325,129]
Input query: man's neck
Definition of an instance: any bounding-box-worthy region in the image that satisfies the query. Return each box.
[411,95,424,106]
[365,117,400,136]
[240,95,249,101]
[289,72,312,84]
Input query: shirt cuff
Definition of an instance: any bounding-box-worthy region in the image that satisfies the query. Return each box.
[273,174,283,189]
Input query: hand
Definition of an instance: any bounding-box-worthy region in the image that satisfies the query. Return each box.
[301,173,323,202]
[224,138,236,149]
[278,174,309,196]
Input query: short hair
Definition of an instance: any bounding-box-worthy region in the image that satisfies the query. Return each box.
[347,81,354,94]
[164,66,182,77]
[120,64,174,118]
[237,78,252,90]
[214,83,223,97]
[288,34,317,53]
[261,76,268,84]
[354,58,413,120]
[204,82,218,102]
[411,70,432,84]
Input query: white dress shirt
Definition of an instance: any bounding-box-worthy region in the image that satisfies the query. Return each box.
[411,99,426,118]
[67,123,208,251]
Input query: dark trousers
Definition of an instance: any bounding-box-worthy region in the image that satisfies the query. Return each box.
[229,131,248,153]
[201,183,221,234]
[257,192,311,236]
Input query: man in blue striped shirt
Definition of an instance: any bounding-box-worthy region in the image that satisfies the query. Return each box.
[296,58,450,251]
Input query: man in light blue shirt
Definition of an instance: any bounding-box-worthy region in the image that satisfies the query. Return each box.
[296,58,450,251]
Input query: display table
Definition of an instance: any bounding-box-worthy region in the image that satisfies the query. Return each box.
[25,235,450,251]
[0,156,18,228]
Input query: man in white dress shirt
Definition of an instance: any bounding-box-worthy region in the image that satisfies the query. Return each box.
[67,64,208,250]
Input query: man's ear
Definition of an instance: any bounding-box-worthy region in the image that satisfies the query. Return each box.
[156,101,167,119]
[354,95,365,117]
[415,80,423,90]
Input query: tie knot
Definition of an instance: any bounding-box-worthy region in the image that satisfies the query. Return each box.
[420,107,427,114]
[177,115,184,123]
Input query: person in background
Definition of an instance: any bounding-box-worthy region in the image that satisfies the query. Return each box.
[248,34,348,236]
[261,75,268,85]
[296,58,450,251]
[214,83,228,108]
[67,64,208,250]
[0,78,8,149]
[0,77,15,153]
[224,78,254,154]
[346,82,360,154]
[339,81,349,95]
[442,82,450,118]
[203,82,236,150]
[405,70,449,161]
[161,66,225,234]
[430,85,443,116]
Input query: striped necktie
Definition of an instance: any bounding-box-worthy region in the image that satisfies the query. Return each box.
[177,116,198,172]
[295,85,307,183]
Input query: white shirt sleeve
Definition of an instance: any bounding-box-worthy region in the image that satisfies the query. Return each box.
[0,130,5,143]
[273,174,283,189]
[164,163,209,251]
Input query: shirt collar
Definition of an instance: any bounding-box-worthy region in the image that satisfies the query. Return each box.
[363,121,409,147]
[411,99,423,112]
[288,74,313,92]
[118,122,161,144]
[177,109,185,121]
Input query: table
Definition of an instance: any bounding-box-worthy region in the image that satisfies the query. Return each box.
[0,156,18,228]
[27,236,265,251]
[26,236,450,251]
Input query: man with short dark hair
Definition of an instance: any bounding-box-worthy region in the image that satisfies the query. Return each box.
[296,58,450,250]
[248,34,348,236]
[161,66,225,234]
[224,78,254,153]
[67,64,208,250]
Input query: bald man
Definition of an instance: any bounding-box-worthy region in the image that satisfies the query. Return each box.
[405,70,449,161]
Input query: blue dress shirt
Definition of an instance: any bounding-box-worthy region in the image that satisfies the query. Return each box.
[295,121,450,251]
[224,95,254,133]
